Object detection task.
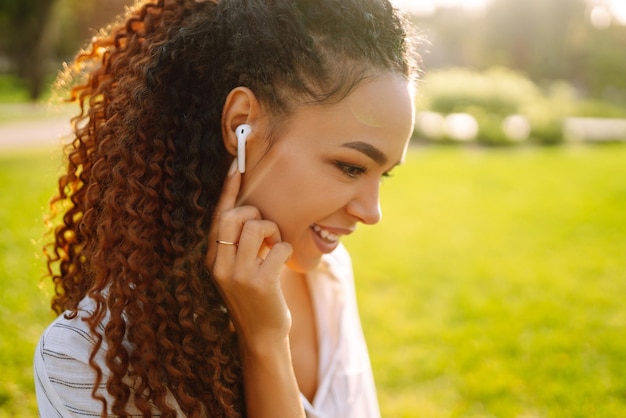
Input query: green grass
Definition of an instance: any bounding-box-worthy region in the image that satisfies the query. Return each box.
[0,74,58,104]
[0,74,34,104]
[0,148,62,417]
[2,144,626,416]
[344,144,626,417]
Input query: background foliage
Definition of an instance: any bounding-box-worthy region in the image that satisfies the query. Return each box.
[413,67,626,146]
[413,0,626,103]
[0,0,625,105]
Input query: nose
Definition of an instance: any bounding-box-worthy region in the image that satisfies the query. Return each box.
[346,179,382,225]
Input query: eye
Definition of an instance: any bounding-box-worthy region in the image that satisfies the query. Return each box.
[335,161,366,178]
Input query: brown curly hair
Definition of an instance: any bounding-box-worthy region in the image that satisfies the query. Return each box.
[45,0,419,416]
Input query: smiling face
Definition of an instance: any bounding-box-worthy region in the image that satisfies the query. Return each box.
[238,74,415,272]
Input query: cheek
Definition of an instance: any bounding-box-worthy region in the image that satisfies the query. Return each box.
[243,166,335,233]
[240,156,314,222]
[258,175,319,224]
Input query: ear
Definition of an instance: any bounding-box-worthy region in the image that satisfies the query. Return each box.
[221,87,262,156]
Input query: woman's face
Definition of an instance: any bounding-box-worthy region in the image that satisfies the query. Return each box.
[239,74,415,272]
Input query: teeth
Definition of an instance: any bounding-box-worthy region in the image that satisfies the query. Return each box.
[312,224,339,242]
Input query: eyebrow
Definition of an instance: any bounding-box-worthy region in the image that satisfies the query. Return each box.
[341,141,388,166]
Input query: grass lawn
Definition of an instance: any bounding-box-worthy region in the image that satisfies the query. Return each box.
[0,74,36,104]
[344,144,626,417]
[0,148,62,417]
[1,144,626,417]
[0,74,57,104]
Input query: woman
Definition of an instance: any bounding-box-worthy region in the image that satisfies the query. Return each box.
[34,0,420,416]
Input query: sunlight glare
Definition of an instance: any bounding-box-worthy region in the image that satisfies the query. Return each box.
[590,5,612,29]
[609,0,626,25]
[390,0,488,15]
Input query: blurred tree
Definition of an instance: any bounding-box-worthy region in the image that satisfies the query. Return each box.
[411,0,625,104]
[49,0,132,61]
[0,0,57,99]
[481,0,587,82]
[0,0,132,100]
[582,21,626,102]
[415,7,486,70]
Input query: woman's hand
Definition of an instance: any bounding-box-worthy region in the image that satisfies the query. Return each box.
[206,159,294,354]
[206,159,304,417]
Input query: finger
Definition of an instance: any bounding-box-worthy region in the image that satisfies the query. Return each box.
[215,158,242,215]
[208,204,261,268]
[213,206,263,259]
[216,206,263,242]
[207,159,241,262]
[212,220,286,293]
[236,220,283,261]
[260,241,293,273]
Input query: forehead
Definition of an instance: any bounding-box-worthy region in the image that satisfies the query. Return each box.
[345,75,415,132]
[274,74,415,156]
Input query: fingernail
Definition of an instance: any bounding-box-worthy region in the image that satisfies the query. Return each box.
[228,158,238,176]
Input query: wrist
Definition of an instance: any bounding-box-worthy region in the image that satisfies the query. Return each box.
[239,333,291,362]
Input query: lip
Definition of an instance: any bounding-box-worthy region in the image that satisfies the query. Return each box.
[310,224,355,254]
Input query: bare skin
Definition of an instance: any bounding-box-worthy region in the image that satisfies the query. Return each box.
[281,268,319,403]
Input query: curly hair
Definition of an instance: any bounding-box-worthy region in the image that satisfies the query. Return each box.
[45,0,419,416]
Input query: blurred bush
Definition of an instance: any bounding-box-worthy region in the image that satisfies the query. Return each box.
[415,67,626,146]
[575,99,626,119]
[419,67,542,116]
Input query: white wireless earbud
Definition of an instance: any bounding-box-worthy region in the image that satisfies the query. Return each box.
[235,124,251,173]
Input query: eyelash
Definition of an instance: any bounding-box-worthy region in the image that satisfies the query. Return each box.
[336,162,366,178]
[335,161,394,180]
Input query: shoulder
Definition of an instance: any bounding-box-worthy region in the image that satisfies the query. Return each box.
[38,313,97,363]
[35,302,106,384]
[37,298,104,364]
[34,298,116,416]
[34,296,110,390]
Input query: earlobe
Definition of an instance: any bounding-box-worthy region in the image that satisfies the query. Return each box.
[221,87,261,158]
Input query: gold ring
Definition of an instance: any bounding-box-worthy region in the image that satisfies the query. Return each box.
[216,240,238,246]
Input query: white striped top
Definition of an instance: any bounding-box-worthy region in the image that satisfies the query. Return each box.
[34,244,381,417]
